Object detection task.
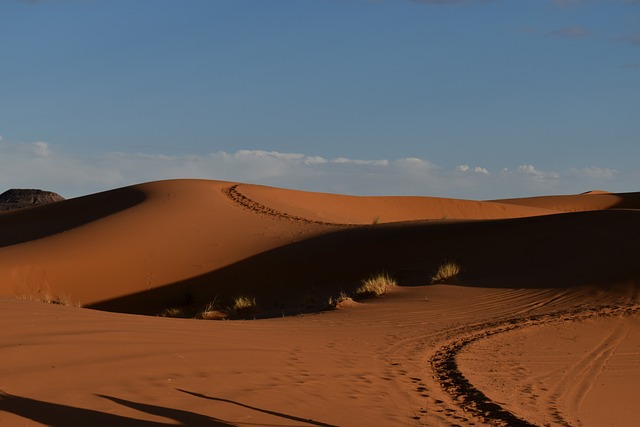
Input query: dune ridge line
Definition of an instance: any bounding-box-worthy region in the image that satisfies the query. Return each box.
[222,184,351,226]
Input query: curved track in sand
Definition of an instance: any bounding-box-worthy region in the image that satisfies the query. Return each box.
[430,303,640,426]
[222,184,350,226]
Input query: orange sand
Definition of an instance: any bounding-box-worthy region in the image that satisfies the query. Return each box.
[0,179,638,426]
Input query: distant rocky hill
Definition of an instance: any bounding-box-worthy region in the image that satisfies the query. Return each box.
[0,189,65,211]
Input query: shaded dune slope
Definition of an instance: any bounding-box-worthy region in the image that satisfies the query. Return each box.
[0,187,145,247]
[1,179,638,316]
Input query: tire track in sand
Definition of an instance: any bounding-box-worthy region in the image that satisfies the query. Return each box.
[222,184,351,227]
[546,320,630,427]
[430,303,639,427]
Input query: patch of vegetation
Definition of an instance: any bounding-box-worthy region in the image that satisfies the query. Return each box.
[431,261,461,284]
[231,295,257,314]
[198,300,229,320]
[43,295,74,306]
[328,291,350,307]
[355,272,396,299]
[159,307,186,318]
[19,293,79,307]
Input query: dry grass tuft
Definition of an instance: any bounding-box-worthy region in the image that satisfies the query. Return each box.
[431,261,461,284]
[19,293,79,307]
[328,291,350,307]
[232,295,257,313]
[355,272,396,298]
[198,301,229,320]
[43,295,74,306]
[159,307,185,318]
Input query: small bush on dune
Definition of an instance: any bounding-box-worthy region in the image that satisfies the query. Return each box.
[198,300,229,320]
[431,261,461,284]
[328,291,351,307]
[19,293,79,307]
[232,295,257,313]
[356,272,396,298]
[191,296,256,320]
[159,307,185,318]
[43,294,74,306]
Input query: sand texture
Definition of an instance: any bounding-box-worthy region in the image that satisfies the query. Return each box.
[1,179,639,426]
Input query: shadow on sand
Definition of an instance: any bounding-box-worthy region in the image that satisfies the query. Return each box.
[0,187,146,248]
[177,388,339,427]
[0,392,234,426]
[87,209,640,317]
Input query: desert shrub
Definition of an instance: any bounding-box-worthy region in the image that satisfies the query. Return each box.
[159,307,185,318]
[328,291,350,307]
[356,272,396,298]
[42,295,73,306]
[431,261,461,284]
[19,293,78,307]
[232,295,257,313]
[198,300,229,320]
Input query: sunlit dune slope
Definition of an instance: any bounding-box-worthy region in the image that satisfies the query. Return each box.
[0,179,638,316]
[493,190,640,212]
[234,184,558,223]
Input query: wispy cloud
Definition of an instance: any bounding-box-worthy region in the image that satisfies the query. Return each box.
[0,137,631,200]
[551,0,585,7]
[516,164,560,180]
[456,165,489,175]
[616,33,640,46]
[549,26,591,38]
[570,166,617,179]
[411,0,495,5]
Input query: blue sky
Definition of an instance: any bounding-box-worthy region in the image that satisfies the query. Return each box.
[1,0,639,199]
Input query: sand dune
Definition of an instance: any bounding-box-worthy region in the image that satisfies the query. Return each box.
[493,190,640,212]
[1,179,639,426]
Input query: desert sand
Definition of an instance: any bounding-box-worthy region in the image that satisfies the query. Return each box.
[0,179,638,426]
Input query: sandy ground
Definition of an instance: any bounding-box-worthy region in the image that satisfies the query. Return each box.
[1,179,639,426]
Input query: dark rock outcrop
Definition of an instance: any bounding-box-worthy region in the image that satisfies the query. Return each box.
[0,189,65,211]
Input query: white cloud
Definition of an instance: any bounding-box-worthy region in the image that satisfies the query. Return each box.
[0,138,635,200]
[517,164,560,180]
[332,156,388,166]
[456,164,489,175]
[394,157,438,173]
[30,141,52,157]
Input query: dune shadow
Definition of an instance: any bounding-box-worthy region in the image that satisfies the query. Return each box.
[87,209,640,317]
[602,191,640,210]
[0,187,146,248]
[0,391,234,426]
[177,388,338,427]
